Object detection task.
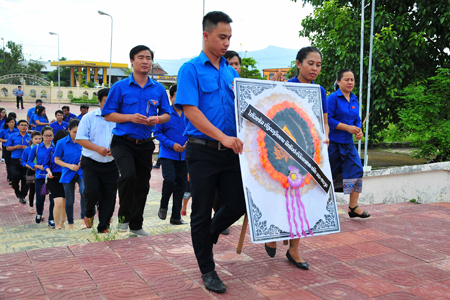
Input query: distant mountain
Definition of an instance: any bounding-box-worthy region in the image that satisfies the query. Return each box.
[156,45,298,76]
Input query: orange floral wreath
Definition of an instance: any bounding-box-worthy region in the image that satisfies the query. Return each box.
[257,101,321,189]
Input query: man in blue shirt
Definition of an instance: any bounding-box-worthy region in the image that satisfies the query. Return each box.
[102,45,171,236]
[27,99,43,130]
[155,85,188,225]
[15,86,24,109]
[77,105,89,120]
[62,106,77,123]
[50,110,69,133]
[175,11,246,294]
[6,120,31,203]
[76,88,118,234]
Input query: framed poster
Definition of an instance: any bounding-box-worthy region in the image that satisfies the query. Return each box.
[234,78,340,244]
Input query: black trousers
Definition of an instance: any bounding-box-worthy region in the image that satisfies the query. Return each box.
[160,158,187,220]
[11,158,28,198]
[3,146,12,181]
[81,156,119,232]
[111,135,155,231]
[16,97,24,109]
[185,143,246,274]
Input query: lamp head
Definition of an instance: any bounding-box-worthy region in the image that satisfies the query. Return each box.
[49,32,58,36]
[98,10,110,16]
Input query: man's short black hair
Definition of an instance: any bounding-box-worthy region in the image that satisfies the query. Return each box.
[36,99,43,104]
[18,86,21,88]
[17,119,28,126]
[129,45,154,60]
[169,85,177,98]
[224,50,241,64]
[8,112,17,119]
[97,88,110,102]
[62,106,70,111]
[80,105,89,110]
[203,11,233,32]
[55,110,63,116]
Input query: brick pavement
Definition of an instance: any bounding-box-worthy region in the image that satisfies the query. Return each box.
[2,103,450,299]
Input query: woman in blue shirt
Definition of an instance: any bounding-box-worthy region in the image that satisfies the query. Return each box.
[33,106,51,133]
[0,108,6,129]
[22,131,42,214]
[328,68,369,219]
[54,119,86,230]
[27,126,55,228]
[46,130,69,230]
[265,46,329,270]
[0,117,19,183]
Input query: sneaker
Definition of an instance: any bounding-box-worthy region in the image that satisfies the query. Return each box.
[1,158,4,163]
[36,214,42,224]
[118,222,129,232]
[130,229,150,236]
[152,164,160,169]
[48,220,55,229]
[19,197,26,204]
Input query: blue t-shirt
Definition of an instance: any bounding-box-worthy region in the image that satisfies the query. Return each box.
[27,143,55,179]
[287,76,328,114]
[50,121,68,133]
[327,89,361,144]
[5,132,31,159]
[154,107,188,161]
[175,51,239,141]
[63,113,77,123]
[33,115,49,133]
[102,74,171,140]
[54,135,83,183]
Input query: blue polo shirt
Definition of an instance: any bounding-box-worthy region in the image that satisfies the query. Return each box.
[77,113,87,120]
[54,135,83,183]
[27,143,55,179]
[0,119,5,130]
[63,113,77,123]
[33,115,49,133]
[102,74,171,140]
[0,128,19,143]
[5,132,31,159]
[21,146,32,167]
[328,89,361,144]
[175,51,239,141]
[27,106,37,119]
[154,107,188,161]
[50,120,68,133]
[287,77,328,114]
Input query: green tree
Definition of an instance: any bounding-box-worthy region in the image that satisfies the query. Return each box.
[240,57,265,79]
[396,68,450,162]
[46,57,71,86]
[0,41,44,77]
[291,0,450,138]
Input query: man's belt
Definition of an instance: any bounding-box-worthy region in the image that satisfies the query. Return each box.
[188,137,228,151]
[124,135,155,144]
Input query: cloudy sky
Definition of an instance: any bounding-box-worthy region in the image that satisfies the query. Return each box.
[1,0,313,66]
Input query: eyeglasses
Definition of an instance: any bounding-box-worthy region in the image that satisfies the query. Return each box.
[43,135,53,138]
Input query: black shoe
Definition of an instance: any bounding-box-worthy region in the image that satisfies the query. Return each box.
[286,250,309,270]
[221,228,229,235]
[201,270,226,294]
[158,208,167,220]
[265,243,276,258]
[153,164,160,169]
[19,197,26,204]
[348,206,371,218]
[170,218,187,225]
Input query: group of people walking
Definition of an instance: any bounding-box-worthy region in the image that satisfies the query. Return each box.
[0,10,370,295]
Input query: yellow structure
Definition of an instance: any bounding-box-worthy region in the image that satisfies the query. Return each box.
[262,68,291,81]
[50,60,128,87]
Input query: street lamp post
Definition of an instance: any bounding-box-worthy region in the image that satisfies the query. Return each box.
[49,32,60,108]
[98,10,113,87]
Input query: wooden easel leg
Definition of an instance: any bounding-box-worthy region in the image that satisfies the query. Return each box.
[284,240,289,246]
[236,214,248,254]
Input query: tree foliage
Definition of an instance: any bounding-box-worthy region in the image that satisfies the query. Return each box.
[46,57,71,86]
[240,57,265,79]
[0,41,45,77]
[291,0,450,138]
[396,68,450,162]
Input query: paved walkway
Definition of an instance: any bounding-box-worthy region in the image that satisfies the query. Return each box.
[2,103,450,299]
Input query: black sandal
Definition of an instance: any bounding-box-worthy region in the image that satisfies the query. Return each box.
[348,206,371,218]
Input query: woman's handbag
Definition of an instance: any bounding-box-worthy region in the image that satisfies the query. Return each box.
[25,169,35,185]
[40,177,49,195]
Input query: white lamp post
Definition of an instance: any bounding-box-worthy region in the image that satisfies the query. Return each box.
[98,10,113,87]
[49,32,60,108]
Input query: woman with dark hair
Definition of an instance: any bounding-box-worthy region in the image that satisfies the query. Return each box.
[54,119,86,229]
[22,131,42,214]
[0,108,6,129]
[0,117,19,183]
[265,46,329,270]
[328,68,369,218]
[27,126,56,228]
[33,106,50,133]
[46,130,69,229]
